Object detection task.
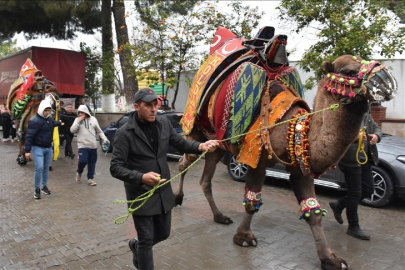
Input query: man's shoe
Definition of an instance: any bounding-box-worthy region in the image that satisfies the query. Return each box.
[329,200,344,224]
[128,238,139,269]
[70,153,75,159]
[88,179,97,186]
[34,189,41,199]
[41,186,51,195]
[76,173,81,182]
[347,226,370,240]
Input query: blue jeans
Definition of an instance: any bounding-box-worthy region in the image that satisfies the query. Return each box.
[31,146,53,189]
[132,211,171,270]
[77,148,98,179]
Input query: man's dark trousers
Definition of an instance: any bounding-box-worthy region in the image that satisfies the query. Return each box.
[132,211,171,270]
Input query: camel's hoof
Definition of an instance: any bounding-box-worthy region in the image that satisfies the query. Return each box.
[321,257,348,270]
[174,194,183,206]
[233,232,257,247]
[214,215,233,225]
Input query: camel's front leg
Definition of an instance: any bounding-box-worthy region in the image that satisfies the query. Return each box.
[200,149,231,224]
[289,171,348,270]
[234,155,267,246]
[233,212,257,247]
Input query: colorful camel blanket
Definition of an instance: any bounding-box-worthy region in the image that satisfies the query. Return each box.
[181,27,247,135]
[212,62,266,143]
[237,89,310,168]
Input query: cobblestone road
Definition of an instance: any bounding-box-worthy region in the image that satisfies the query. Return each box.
[0,139,404,269]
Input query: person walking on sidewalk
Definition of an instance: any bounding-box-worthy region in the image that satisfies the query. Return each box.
[24,100,63,199]
[329,109,382,240]
[59,103,77,159]
[58,101,67,148]
[70,105,108,186]
[110,88,219,270]
[1,107,16,142]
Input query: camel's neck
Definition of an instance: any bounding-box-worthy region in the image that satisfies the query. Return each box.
[307,80,369,174]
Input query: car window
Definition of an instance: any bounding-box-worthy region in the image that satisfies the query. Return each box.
[117,115,129,128]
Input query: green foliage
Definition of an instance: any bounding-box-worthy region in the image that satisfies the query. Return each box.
[0,40,20,58]
[127,1,263,108]
[0,0,102,40]
[80,42,102,109]
[278,0,405,89]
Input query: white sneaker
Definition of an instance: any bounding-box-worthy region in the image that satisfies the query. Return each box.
[88,179,97,186]
[11,139,14,143]
[75,173,81,182]
[2,138,10,142]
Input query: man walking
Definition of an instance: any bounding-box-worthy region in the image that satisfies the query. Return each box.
[60,103,77,159]
[110,88,218,269]
[70,105,108,186]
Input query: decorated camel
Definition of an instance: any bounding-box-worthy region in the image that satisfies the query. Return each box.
[6,59,61,165]
[174,27,397,269]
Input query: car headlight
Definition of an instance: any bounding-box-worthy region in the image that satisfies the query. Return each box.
[397,155,405,164]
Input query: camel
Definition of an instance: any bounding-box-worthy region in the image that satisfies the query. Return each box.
[6,59,61,165]
[174,27,398,270]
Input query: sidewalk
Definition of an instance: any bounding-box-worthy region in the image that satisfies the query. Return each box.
[0,139,404,269]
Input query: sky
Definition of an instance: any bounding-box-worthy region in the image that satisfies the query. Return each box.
[13,0,316,61]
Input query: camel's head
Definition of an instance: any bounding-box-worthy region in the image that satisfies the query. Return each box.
[322,55,397,102]
[31,70,61,96]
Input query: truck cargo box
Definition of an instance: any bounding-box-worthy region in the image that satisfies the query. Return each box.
[0,46,85,98]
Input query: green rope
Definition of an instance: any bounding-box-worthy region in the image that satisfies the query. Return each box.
[113,103,340,224]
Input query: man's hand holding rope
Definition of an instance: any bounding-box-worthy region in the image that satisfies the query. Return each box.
[198,140,220,152]
[142,172,165,186]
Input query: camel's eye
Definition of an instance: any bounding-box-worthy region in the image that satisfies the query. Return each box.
[339,64,361,77]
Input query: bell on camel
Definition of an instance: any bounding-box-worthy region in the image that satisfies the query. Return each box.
[273,44,289,65]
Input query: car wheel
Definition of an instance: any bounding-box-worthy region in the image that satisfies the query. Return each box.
[227,155,247,182]
[361,166,394,207]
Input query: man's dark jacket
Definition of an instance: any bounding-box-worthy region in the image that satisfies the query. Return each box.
[339,111,382,167]
[60,112,77,135]
[110,112,201,216]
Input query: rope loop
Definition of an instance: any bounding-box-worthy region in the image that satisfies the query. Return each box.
[356,128,368,165]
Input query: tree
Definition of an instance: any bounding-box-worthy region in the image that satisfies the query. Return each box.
[112,0,138,107]
[80,43,102,111]
[101,0,115,95]
[278,0,405,89]
[0,0,102,40]
[129,1,263,109]
[0,39,20,58]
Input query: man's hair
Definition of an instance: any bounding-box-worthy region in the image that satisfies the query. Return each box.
[60,101,64,105]
[66,103,73,107]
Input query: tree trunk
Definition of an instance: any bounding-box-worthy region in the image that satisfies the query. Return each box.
[112,0,138,108]
[171,67,183,110]
[102,0,114,95]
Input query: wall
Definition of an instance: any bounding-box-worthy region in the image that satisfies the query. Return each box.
[94,112,126,129]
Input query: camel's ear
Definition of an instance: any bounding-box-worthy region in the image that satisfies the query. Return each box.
[322,61,334,73]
